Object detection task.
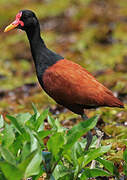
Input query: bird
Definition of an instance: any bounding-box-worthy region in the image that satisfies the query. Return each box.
[4,10,124,150]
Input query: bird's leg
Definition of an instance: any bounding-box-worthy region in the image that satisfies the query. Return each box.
[81,114,93,151]
[90,127,104,169]
[82,114,104,167]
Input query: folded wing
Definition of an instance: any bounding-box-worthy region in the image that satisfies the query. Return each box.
[43,59,124,113]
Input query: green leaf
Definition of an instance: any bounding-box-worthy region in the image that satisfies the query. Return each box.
[71,142,83,167]
[80,172,87,180]
[81,168,110,179]
[32,103,40,119]
[32,168,45,180]
[18,150,38,178]
[96,157,119,176]
[123,149,127,176]
[0,162,22,180]
[63,116,99,150]
[38,130,51,139]
[123,149,127,164]
[47,132,64,158]
[48,115,56,128]
[21,142,31,161]
[2,123,15,148]
[79,145,111,167]
[0,172,6,180]
[54,119,66,132]
[26,115,36,130]
[0,115,4,128]
[32,131,45,149]
[24,149,42,178]
[0,146,17,166]
[53,165,70,180]
[9,134,23,156]
[35,109,49,131]
[30,133,38,152]
[58,174,74,180]
[16,113,32,126]
[123,163,127,176]
[6,115,24,134]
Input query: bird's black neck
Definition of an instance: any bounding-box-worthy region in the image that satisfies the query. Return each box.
[26,24,64,87]
[26,24,45,58]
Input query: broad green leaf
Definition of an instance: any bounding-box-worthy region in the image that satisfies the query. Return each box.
[6,115,24,134]
[0,172,6,180]
[26,115,36,129]
[53,165,70,180]
[63,116,99,150]
[79,145,111,167]
[0,115,4,128]
[96,157,119,176]
[71,144,79,167]
[123,163,127,176]
[35,109,49,131]
[21,142,31,161]
[25,129,40,152]
[80,173,87,180]
[71,142,83,168]
[38,130,51,139]
[54,119,66,132]
[58,174,74,180]
[123,149,127,164]
[10,134,24,156]
[2,123,15,148]
[64,142,83,169]
[0,146,16,166]
[80,168,110,179]
[31,134,38,151]
[18,150,37,177]
[24,149,42,178]
[123,149,127,176]
[74,142,83,157]
[47,132,64,158]
[32,131,45,148]
[32,168,45,180]
[0,162,22,180]
[16,113,32,126]
[74,165,80,179]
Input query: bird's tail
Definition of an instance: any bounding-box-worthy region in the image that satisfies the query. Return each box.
[104,94,124,108]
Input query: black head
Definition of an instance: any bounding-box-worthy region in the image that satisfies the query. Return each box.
[19,10,39,30]
[4,9,39,32]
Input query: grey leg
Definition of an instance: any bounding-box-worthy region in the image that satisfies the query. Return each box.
[90,128,104,169]
[81,114,93,151]
[82,114,104,167]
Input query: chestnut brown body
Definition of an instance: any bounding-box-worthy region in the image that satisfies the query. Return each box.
[43,59,124,115]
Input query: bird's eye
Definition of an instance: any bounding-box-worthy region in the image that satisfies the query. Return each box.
[23,15,28,19]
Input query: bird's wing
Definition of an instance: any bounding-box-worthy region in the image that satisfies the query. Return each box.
[43,59,123,108]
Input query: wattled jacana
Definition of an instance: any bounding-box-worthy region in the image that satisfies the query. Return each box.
[4,10,124,149]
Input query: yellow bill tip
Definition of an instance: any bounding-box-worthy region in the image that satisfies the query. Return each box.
[4,23,17,32]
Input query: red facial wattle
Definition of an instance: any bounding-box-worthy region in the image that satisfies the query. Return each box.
[4,12,24,32]
[12,12,24,27]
